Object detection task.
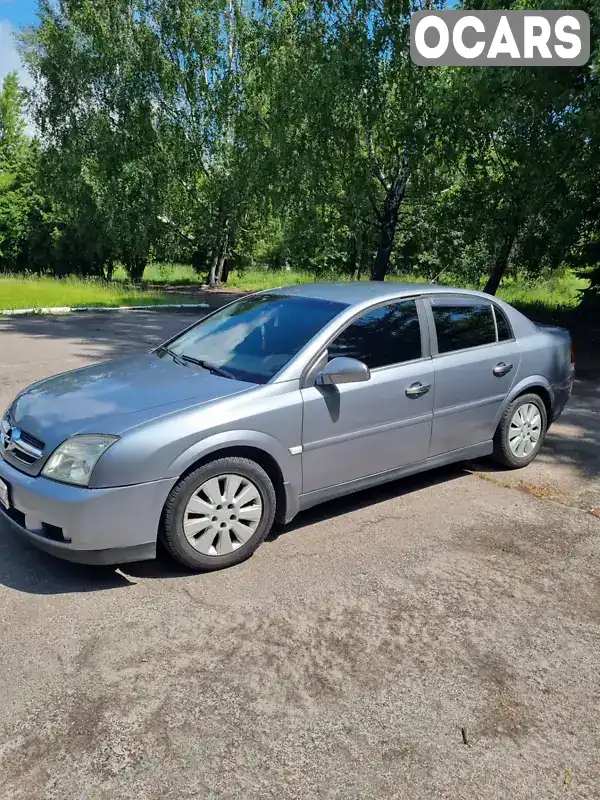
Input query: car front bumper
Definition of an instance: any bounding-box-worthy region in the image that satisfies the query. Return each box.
[0,455,175,565]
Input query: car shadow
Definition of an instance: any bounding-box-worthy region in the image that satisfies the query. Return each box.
[0,463,468,594]
[266,463,466,541]
[0,528,136,594]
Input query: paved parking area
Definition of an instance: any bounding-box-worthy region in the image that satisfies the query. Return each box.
[0,311,599,799]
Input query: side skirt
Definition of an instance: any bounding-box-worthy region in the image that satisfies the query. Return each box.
[295,441,493,515]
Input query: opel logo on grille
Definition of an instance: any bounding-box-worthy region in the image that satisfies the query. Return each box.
[2,425,21,452]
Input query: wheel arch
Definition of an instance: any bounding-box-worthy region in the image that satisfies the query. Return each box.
[165,431,301,524]
[512,385,552,423]
[495,376,554,429]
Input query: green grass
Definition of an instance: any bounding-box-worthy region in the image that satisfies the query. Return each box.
[219,266,589,312]
[225,268,316,291]
[496,271,588,311]
[127,262,589,311]
[0,265,589,315]
[0,275,175,311]
[114,262,203,286]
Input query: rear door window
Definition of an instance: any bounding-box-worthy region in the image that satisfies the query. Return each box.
[432,302,496,354]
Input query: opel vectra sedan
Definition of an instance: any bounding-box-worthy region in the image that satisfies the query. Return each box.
[0,283,574,571]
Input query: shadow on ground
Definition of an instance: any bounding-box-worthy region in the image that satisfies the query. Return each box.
[0,309,211,365]
[0,291,253,366]
[0,464,467,596]
[466,375,600,481]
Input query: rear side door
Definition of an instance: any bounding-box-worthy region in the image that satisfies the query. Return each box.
[300,298,434,494]
[426,296,521,457]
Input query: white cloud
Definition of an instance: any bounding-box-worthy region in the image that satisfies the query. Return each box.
[0,19,33,89]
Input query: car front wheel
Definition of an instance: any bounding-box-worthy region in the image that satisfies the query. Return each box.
[160,456,276,571]
[492,393,548,469]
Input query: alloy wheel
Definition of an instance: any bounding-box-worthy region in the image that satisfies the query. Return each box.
[508,402,542,458]
[183,474,263,556]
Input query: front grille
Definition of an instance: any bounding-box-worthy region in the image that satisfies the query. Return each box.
[10,448,38,465]
[19,430,45,452]
[1,415,45,465]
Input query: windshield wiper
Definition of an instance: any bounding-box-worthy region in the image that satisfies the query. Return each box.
[179,354,236,380]
[158,346,186,366]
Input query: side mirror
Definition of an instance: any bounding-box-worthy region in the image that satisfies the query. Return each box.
[316,356,371,387]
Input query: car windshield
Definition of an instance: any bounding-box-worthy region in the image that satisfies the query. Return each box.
[164,293,348,384]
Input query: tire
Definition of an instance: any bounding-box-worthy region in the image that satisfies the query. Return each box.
[492,393,548,469]
[160,457,276,572]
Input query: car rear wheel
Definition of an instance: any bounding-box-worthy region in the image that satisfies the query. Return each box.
[492,393,548,469]
[160,457,276,571]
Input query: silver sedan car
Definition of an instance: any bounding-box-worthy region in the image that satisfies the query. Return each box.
[0,282,574,571]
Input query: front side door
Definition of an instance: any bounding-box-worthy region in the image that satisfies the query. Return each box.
[426,296,522,457]
[300,299,434,495]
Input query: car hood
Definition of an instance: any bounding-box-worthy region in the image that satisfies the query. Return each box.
[9,352,254,449]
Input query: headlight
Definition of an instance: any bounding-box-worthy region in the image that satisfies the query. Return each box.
[42,435,118,486]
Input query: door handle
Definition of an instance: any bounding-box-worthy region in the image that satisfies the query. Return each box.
[493,362,513,377]
[405,382,431,398]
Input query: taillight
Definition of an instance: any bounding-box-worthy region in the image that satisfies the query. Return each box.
[570,342,575,365]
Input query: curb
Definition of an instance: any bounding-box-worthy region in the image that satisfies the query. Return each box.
[0,303,211,317]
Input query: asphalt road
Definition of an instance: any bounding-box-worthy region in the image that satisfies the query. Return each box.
[1,311,599,800]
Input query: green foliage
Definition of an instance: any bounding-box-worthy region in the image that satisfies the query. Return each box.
[0,73,38,271]
[0,72,26,164]
[0,0,596,311]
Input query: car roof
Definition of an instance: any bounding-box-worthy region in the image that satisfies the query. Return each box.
[268,281,500,306]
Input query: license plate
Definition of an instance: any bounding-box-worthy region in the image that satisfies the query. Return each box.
[0,478,9,510]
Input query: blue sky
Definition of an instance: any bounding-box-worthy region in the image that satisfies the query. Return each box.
[0,0,38,87]
[1,0,37,28]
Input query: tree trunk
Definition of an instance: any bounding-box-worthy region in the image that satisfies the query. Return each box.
[221,256,231,284]
[353,228,370,280]
[358,229,370,280]
[103,261,115,282]
[215,224,229,285]
[207,224,230,287]
[207,248,220,287]
[347,235,358,277]
[484,229,517,295]
[215,242,228,285]
[125,253,147,283]
[371,155,409,281]
[354,234,363,281]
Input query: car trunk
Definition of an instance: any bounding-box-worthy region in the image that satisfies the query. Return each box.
[535,322,575,378]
